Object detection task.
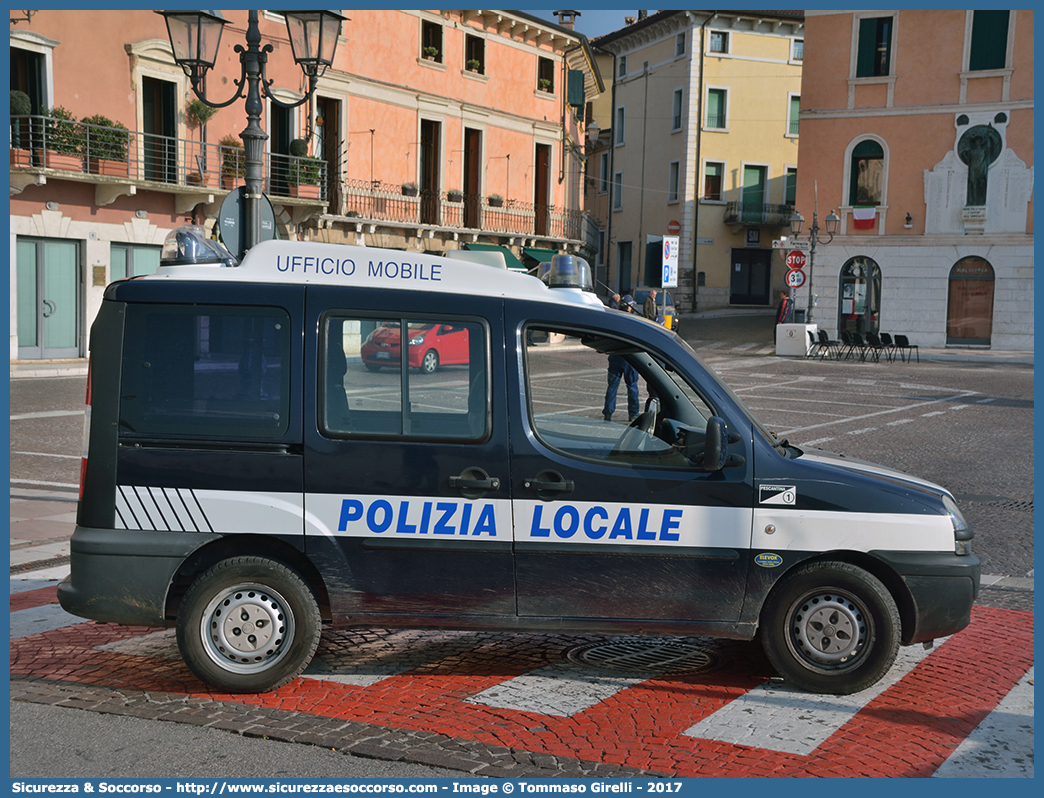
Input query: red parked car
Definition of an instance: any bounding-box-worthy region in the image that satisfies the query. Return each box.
[361,322,470,374]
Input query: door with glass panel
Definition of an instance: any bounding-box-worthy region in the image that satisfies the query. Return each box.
[16,238,81,360]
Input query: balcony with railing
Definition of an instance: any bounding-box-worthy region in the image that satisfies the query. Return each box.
[723,201,794,226]
[10,114,326,204]
[11,114,590,247]
[337,180,585,242]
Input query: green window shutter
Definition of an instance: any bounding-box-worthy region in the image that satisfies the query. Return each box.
[857,17,891,77]
[567,69,585,108]
[970,11,1009,71]
[789,96,800,136]
[706,89,724,127]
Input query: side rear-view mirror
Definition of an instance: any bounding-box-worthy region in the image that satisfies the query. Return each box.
[702,416,728,472]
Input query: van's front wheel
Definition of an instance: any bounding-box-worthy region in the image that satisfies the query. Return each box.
[761,561,899,695]
[176,557,321,693]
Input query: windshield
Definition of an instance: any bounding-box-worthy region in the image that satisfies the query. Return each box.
[671,336,789,453]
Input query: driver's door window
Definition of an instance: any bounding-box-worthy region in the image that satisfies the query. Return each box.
[523,327,714,468]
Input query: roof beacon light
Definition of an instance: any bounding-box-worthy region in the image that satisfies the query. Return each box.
[546,254,594,292]
[161,225,239,267]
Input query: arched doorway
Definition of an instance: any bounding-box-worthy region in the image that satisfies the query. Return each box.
[838,257,881,335]
[947,257,994,345]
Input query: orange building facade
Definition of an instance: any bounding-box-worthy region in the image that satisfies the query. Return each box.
[795,10,1033,350]
[10,10,601,361]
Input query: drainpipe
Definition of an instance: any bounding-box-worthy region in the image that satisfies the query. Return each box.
[692,12,717,311]
[606,50,618,292]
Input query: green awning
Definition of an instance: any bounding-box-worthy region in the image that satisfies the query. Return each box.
[462,243,527,272]
[521,247,560,273]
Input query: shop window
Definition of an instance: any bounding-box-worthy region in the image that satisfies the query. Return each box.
[838,257,882,335]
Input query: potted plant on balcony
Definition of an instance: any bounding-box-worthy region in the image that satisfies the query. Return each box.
[466,59,481,73]
[447,188,463,203]
[401,181,418,197]
[219,134,244,189]
[81,114,130,177]
[186,99,218,185]
[287,138,321,199]
[538,78,552,92]
[487,193,504,208]
[42,105,83,171]
[10,90,32,166]
[423,46,439,61]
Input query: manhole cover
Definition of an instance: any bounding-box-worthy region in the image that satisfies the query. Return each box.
[566,637,721,676]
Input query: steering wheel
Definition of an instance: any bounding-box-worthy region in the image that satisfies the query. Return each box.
[609,398,660,455]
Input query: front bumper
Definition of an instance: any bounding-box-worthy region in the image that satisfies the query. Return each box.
[872,550,981,644]
[57,525,221,627]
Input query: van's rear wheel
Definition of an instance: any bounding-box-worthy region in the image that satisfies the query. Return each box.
[761,560,899,695]
[176,557,321,693]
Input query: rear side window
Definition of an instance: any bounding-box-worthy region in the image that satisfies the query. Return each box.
[120,304,291,438]
[322,314,488,440]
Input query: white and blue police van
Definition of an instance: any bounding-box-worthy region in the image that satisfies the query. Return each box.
[58,227,979,696]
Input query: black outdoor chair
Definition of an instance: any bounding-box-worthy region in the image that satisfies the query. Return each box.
[806,330,819,359]
[865,331,889,363]
[879,332,899,363]
[838,330,855,361]
[850,332,875,362]
[893,334,920,363]
[817,329,842,360]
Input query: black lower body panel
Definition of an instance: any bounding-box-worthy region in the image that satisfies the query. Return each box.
[57,525,220,627]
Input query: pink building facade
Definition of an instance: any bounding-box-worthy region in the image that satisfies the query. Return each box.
[10,10,601,361]
[795,10,1033,350]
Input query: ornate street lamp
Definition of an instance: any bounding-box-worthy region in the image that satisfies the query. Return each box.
[788,184,839,324]
[159,9,345,252]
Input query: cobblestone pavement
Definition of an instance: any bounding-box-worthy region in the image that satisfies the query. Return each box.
[9,492,1035,778]
[10,318,1034,778]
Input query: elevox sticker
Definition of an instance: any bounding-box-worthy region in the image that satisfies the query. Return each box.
[760,485,796,505]
[755,553,783,568]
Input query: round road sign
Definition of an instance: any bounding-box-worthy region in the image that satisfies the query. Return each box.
[785,250,807,270]
[667,220,681,235]
[786,269,806,288]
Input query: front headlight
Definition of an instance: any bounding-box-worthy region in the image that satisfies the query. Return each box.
[942,494,968,532]
[942,494,973,555]
[409,335,425,345]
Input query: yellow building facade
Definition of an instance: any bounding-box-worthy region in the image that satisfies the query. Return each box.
[592,10,803,311]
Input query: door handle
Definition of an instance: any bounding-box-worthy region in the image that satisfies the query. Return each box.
[42,299,56,318]
[524,470,575,501]
[449,466,500,499]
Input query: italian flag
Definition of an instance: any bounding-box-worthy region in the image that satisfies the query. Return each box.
[852,206,876,230]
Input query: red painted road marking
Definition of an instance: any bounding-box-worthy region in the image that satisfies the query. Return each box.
[10,585,61,613]
[10,604,1032,777]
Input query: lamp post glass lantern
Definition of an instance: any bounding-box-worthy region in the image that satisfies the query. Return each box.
[787,188,838,324]
[159,9,345,251]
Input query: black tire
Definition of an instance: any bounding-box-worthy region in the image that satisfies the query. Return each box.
[420,349,439,374]
[760,560,900,695]
[363,361,382,372]
[176,557,321,693]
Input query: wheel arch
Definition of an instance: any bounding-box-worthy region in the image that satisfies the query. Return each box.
[165,535,332,624]
[763,550,916,644]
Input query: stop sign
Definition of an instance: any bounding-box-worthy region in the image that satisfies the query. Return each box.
[667,220,681,235]
[785,250,807,269]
